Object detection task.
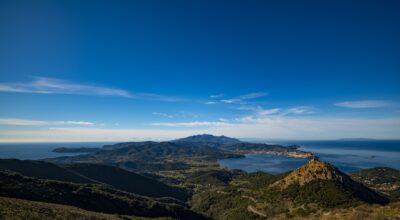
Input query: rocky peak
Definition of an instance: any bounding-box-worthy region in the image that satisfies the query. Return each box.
[270,158,349,189]
[173,134,242,145]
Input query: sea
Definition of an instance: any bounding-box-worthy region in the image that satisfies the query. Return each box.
[218,140,400,174]
[0,140,399,174]
[0,142,111,160]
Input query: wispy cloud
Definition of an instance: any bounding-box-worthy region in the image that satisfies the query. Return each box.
[335,100,393,109]
[152,112,174,118]
[0,118,95,126]
[205,101,218,105]
[210,94,224,98]
[207,92,267,105]
[152,111,199,119]
[237,92,268,100]
[258,108,281,116]
[0,77,132,98]
[236,105,314,116]
[220,99,240,104]
[0,77,181,101]
[151,121,229,127]
[284,106,315,115]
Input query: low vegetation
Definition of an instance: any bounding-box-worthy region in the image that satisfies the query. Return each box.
[0,170,206,219]
[65,163,189,201]
[0,196,136,220]
[351,167,400,199]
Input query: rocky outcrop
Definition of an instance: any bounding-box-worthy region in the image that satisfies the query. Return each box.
[270,158,346,189]
[269,158,390,205]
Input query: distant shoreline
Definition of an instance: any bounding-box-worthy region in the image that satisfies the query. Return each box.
[52,147,100,153]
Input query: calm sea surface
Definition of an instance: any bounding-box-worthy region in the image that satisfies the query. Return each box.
[218,140,400,174]
[0,142,111,160]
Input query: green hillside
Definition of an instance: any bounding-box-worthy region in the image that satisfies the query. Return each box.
[191,159,390,219]
[351,167,400,199]
[0,159,188,201]
[0,196,136,220]
[0,159,93,183]
[65,163,189,201]
[0,170,207,220]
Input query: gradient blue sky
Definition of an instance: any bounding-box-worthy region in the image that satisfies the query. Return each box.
[0,0,399,142]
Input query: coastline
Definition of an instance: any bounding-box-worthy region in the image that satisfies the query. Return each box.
[234,149,314,159]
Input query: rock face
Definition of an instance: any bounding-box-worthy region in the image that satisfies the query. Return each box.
[271,158,346,189]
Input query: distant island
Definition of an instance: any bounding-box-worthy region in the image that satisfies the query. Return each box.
[337,138,377,141]
[52,147,100,153]
[65,134,314,160]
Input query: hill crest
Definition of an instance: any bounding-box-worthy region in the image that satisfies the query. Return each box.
[270,158,390,205]
[271,158,346,189]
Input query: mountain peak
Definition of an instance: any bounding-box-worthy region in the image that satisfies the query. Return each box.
[173,134,242,145]
[271,158,349,189]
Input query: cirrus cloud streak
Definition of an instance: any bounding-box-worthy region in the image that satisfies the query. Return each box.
[0,118,95,126]
[335,100,393,109]
[0,77,181,101]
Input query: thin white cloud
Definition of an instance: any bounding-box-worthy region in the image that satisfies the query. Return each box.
[59,121,95,126]
[0,118,47,126]
[205,101,218,105]
[151,121,229,127]
[0,77,132,98]
[237,105,314,116]
[152,111,199,119]
[0,77,181,101]
[178,111,200,118]
[284,106,315,115]
[0,118,95,126]
[220,99,240,104]
[237,92,267,100]
[335,100,392,109]
[210,94,224,98]
[213,92,268,105]
[258,108,281,116]
[235,106,260,111]
[152,112,174,118]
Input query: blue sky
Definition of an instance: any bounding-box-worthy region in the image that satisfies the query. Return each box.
[0,0,399,142]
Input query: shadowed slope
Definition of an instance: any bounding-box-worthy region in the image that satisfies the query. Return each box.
[0,170,207,219]
[65,163,189,201]
[0,159,93,183]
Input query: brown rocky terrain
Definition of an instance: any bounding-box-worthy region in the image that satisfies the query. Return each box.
[269,158,390,205]
[270,158,347,189]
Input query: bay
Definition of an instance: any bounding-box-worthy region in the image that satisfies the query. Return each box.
[218,140,400,174]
